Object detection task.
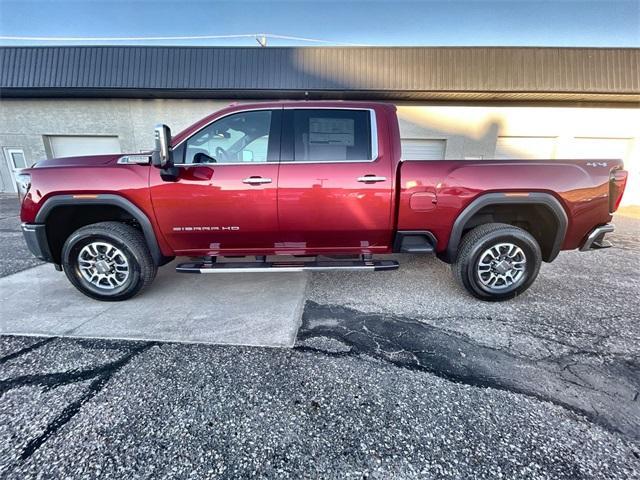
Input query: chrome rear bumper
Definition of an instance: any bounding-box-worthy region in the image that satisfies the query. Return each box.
[580,224,615,252]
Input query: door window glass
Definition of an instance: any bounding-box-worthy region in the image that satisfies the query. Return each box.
[184,110,273,164]
[292,110,372,162]
[10,151,26,169]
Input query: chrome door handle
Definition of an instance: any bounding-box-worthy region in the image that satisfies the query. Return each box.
[357,175,387,183]
[242,177,272,185]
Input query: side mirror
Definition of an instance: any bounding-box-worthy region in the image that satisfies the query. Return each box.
[152,124,173,169]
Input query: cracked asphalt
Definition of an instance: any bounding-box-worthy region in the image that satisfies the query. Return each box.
[0,194,43,277]
[1,194,640,479]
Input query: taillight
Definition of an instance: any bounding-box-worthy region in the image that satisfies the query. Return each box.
[609,169,628,213]
[15,173,31,204]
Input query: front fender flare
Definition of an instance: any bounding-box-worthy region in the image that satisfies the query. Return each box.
[35,194,165,265]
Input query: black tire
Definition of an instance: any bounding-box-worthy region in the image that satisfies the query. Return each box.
[61,221,157,301]
[452,223,542,301]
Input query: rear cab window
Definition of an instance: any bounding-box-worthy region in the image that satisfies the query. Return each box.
[283,109,375,162]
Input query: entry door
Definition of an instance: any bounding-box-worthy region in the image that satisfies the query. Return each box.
[150,109,281,255]
[3,148,28,192]
[277,108,393,253]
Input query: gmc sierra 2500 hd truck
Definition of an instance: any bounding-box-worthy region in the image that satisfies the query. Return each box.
[18,101,628,301]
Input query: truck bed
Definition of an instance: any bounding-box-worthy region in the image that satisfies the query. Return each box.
[398,159,621,256]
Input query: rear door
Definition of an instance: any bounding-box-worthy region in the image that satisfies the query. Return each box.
[150,108,282,254]
[276,108,393,253]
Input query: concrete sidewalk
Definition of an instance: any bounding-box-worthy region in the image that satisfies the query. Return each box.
[0,263,307,347]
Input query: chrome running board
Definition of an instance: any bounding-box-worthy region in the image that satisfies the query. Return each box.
[177,259,399,274]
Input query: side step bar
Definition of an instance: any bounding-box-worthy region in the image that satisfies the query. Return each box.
[177,259,399,274]
[393,231,436,253]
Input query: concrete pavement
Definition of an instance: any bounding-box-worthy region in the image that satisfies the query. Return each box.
[0,262,307,347]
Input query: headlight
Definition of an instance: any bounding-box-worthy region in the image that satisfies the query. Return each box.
[15,173,31,203]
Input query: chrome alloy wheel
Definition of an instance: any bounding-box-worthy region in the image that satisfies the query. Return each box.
[77,241,130,290]
[476,242,527,291]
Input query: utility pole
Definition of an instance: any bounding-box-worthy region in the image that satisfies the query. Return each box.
[256,34,267,47]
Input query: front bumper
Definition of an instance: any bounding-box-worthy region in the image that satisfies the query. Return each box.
[580,224,615,252]
[21,223,54,262]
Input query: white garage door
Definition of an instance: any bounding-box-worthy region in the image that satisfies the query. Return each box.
[48,136,121,158]
[569,137,636,206]
[495,137,556,159]
[401,139,446,160]
[569,137,630,160]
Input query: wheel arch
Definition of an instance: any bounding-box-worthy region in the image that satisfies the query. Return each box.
[445,192,568,263]
[35,194,165,265]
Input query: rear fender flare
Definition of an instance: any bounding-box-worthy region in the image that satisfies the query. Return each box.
[445,192,568,263]
[35,194,164,265]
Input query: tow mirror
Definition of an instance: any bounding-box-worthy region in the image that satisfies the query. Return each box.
[152,124,173,169]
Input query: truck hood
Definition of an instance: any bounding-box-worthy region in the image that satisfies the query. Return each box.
[32,154,124,168]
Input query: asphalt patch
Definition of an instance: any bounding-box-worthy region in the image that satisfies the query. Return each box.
[297,301,640,439]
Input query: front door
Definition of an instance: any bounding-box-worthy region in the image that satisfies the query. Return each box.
[276,108,393,254]
[150,109,281,255]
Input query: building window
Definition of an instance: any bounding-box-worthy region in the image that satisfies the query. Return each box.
[495,136,556,160]
[401,139,446,160]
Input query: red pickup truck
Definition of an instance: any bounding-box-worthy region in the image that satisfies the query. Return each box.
[17,101,627,302]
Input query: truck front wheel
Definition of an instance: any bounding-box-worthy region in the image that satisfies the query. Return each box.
[452,223,542,301]
[61,221,157,301]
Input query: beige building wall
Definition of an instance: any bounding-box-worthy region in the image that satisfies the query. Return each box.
[395,103,640,205]
[1,99,638,205]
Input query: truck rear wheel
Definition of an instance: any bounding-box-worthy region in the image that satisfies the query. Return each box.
[452,223,542,301]
[61,221,157,301]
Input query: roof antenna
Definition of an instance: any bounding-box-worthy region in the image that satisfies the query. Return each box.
[256,34,267,47]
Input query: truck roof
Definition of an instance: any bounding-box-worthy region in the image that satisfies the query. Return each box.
[171,100,396,147]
